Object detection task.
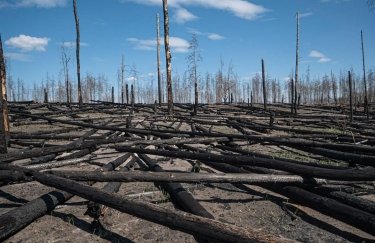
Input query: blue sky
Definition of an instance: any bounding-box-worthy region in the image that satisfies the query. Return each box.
[0,0,374,89]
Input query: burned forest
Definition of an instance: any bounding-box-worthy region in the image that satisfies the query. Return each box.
[1,0,375,242]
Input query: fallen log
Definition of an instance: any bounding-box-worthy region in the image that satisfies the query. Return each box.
[283,186,375,235]
[312,187,375,215]
[214,144,347,170]
[299,147,375,166]
[111,136,230,148]
[0,136,135,163]
[85,157,137,222]
[24,156,94,170]
[114,146,375,181]
[0,153,130,241]
[135,153,214,219]
[46,170,329,184]
[29,169,289,242]
[0,170,31,182]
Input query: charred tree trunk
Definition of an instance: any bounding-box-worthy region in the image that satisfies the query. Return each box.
[294,12,299,115]
[73,0,83,107]
[131,84,135,109]
[126,83,129,104]
[163,0,173,116]
[44,89,48,103]
[47,170,327,185]
[348,71,353,122]
[361,30,369,119]
[290,78,294,115]
[156,13,162,106]
[111,86,114,103]
[261,59,267,111]
[194,77,198,115]
[283,186,375,235]
[0,35,9,153]
[136,153,214,219]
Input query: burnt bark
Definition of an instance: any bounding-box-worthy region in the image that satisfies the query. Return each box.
[73,0,83,107]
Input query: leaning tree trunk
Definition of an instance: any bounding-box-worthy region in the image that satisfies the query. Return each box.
[163,0,173,116]
[73,0,83,107]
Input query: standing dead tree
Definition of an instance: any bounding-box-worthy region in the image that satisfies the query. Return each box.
[126,84,129,104]
[294,12,300,115]
[0,35,10,153]
[61,45,71,104]
[73,0,83,107]
[290,78,294,114]
[261,59,267,111]
[348,71,353,122]
[361,30,369,119]
[162,0,173,115]
[119,54,125,104]
[187,33,201,115]
[156,13,162,106]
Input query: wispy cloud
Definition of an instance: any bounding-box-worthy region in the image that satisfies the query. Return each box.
[61,41,88,48]
[174,7,198,23]
[309,50,331,63]
[0,0,67,8]
[127,36,190,53]
[188,28,225,41]
[6,35,50,52]
[299,12,313,18]
[4,52,30,61]
[124,0,268,22]
[207,33,225,40]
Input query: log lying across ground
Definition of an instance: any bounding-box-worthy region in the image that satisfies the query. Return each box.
[46,170,329,184]
[24,156,93,170]
[135,153,214,242]
[30,169,290,243]
[114,146,375,181]
[283,186,375,235]
[136,153,214,219]
[312,187,375,215]
[85,157,137,222]
[0,153,130,241]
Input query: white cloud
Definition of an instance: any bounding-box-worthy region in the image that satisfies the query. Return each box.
[174,7,198,23]
[127,36,190,53]
[188,28,225,41]
[0,0,67,8]
[170,36,190,53]
[299,12,313,18]
[309,50,331,63]
[6,35,50,52]
[61,41,88,48]
[125,0,268,21]
[127,38,156,51]
[4,52,29,61]
[207,33,224,40]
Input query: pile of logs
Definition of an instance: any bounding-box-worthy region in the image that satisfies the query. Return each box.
[0,101,374,242]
